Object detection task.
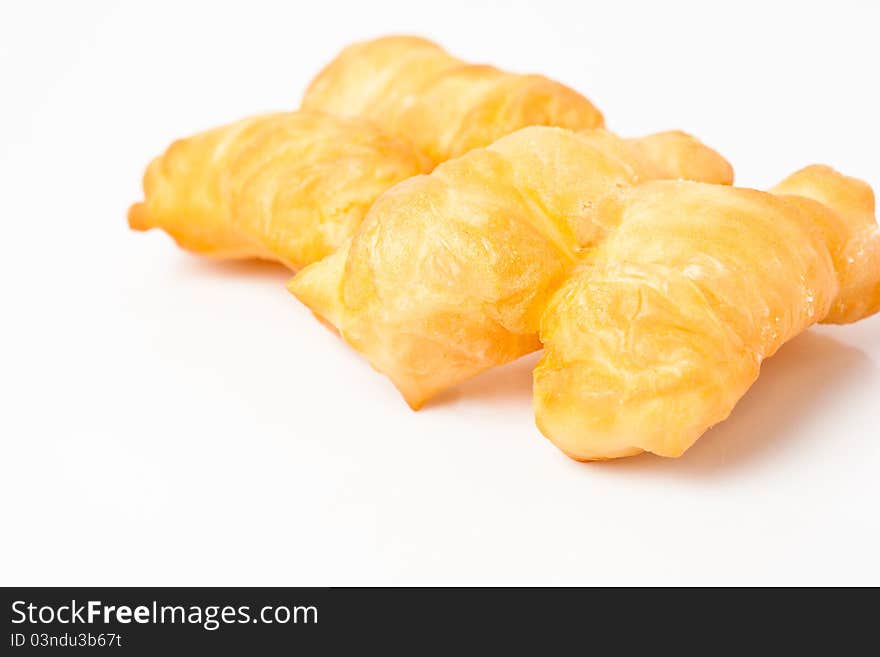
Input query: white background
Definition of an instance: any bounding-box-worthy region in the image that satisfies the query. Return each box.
[1,0,878,586]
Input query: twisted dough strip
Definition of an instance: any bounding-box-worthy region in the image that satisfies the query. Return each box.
[130,37,604,267]
[128,112,430,269]
[301,35,605,163]
[534,166,880,460]
[290,126,732,409]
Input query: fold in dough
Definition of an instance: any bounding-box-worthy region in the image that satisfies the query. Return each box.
[128,112,430,269]
[131,37,605,269]
[534,165,880,460]
[289,126,733,409]
[301,35,605,163]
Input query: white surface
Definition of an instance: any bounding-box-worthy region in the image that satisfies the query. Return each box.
[1,0,878,586]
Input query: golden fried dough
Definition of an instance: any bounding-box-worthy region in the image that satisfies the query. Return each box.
[301,36,462,128]
[131,36,605,269]
[289,126,732,409]
[128,112,430,269]
[301,35,605,162]
[772,166,880,324]
[534,166,880,461]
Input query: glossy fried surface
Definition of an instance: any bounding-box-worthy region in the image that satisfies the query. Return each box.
[535,166,880,460]
[131,35,604,269]
[289,126,732,408]
[301,36,462,130]
[772,166,880,324]
[301,35,605,162]
[128,112,429,269]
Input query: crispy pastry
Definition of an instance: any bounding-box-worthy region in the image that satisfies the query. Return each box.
[289,126,733,409]
[534,165,880,460]
[301,35,605,163]
[128,112,430,269]
[130,36,602,267]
